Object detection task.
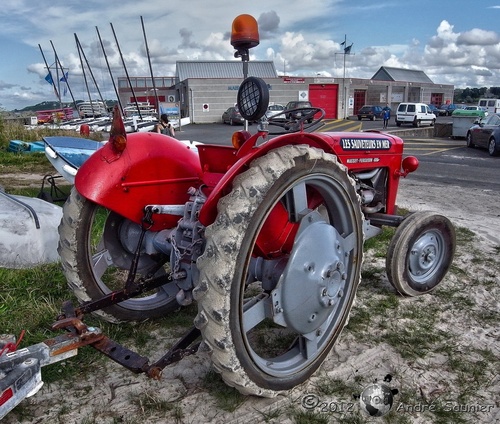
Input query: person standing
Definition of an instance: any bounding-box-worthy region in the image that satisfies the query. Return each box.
[382,106,391,129]
[156,114,175,137]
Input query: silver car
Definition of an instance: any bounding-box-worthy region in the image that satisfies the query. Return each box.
[265,104,285,120]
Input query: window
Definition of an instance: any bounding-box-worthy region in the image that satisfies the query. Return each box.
[407,105,416,112]
[486,114,500,126]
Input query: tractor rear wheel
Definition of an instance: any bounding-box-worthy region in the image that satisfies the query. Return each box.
[193,145,363,396]
[58,188,179,323]
[386,211,455,296]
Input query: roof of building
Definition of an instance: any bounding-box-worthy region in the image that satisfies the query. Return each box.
[371,66,434,84]
[176,60,278,80]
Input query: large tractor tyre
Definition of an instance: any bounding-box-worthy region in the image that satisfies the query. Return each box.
[58,187,179,323]
[193,145,364,396]
[386,211,456,297]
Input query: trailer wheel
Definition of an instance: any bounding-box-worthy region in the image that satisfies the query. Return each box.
[58,188,179,323]
[193,145,363,396]
[386,211,455,296]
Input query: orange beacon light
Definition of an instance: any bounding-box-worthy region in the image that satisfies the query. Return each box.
[231,14,260,50]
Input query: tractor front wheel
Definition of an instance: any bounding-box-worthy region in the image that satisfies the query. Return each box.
[386,211,455,296]
[193,145,364,396]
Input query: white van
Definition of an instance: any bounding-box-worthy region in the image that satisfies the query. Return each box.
[477,99,500,114]
[395,102,436,127]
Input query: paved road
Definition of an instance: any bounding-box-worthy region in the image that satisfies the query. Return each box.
[175,114,453,144]
[175,116,498,195]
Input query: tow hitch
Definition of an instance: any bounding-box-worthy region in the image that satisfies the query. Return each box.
[0,299,201,420]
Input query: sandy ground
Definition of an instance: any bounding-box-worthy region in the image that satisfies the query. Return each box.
[2,177,499,424]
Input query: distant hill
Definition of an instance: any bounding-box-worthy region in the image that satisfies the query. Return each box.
[12,100,118,113]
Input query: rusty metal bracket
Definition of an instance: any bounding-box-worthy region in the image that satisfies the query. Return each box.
[89,326,201,379]
[68,274,170,317]
[51,307,201,380]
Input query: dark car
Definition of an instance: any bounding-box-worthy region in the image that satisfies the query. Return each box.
[466,112,500,156]
[445,104,460,115]
[436,104,448,116]
[427,104,440,115]
[439,104,459,116]
[284,100,314,122]
[357,105,383,120]
[222,106,245,125]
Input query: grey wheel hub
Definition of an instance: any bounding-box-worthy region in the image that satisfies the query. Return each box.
[409,231,443,284]
[272,210,347,334]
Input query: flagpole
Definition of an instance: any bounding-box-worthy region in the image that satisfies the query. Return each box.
[343,34,346,119]
[340,35,353,119]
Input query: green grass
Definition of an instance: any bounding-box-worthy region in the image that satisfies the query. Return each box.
[201,369,246,412]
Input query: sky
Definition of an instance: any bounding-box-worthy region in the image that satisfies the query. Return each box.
[1,0,500,111]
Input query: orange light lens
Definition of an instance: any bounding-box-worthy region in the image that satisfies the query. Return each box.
[109,105,127,153]
[231,14,259,49]
[232,130,252,149]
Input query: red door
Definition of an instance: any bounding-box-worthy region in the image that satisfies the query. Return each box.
[431,93,443,107]
[353,90,366,115]
[309,84,338,119]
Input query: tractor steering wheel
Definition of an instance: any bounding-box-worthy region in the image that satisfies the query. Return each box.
[267,107,325,134]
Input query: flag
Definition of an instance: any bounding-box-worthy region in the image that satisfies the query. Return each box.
[344,43,353,55]
[60,72,68,83]
[45,73,54,85]
[340,41,345,46]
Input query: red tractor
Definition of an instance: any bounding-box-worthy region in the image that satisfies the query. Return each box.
[0,15,455,415]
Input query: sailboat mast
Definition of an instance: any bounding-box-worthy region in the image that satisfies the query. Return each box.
[49,40,79,112]
[96,26,123,115]
[74,33,94,117]
[75,33,108,117]
[141,16,160,119]
[110,22,143,120]
[38,44,61,105]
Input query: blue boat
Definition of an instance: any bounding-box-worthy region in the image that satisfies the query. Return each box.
[8,140,46,153]
[42,136,106,184]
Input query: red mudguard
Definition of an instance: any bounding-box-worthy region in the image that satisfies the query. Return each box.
[75,132,202,232]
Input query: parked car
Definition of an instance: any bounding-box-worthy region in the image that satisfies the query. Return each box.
[466,112,500,156]
[265,104,285,120]
[222,106,245,125]
[395,102,436,127]
[436,105,449,116]
[427,104,440,115]
[357,105,384,121]
[439,103,459,116]
[284,100,314,122]
[448,104,463,115]
[464,105,488,116]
